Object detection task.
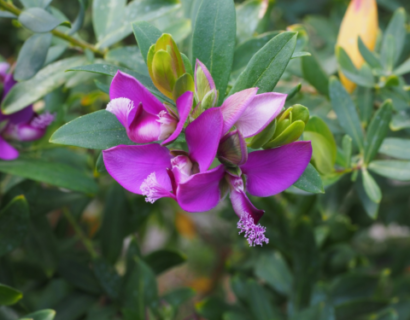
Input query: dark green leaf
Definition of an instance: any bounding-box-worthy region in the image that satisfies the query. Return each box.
[357,86,374,126]
[0,284,23,306]
[335,300,388,320]
[132,22,162,63]
[0,159,98,194]
[192,0,236,104]
[1,57,84,114]
[21,309,56,320]
[381,35,396,73]
[362,169,382,203]
[379,138,410,160]
[144,250,186,275]
[196,297,230,320]
[329,76,364,150]
[161,288,195,309]
[293,163,324,194]
[14,33,52,81]
[381,8,406,68]
[100,184,128,264]
[364,100,393,163]
[19,8,70,33]
[54,293,96,320]
[0,196,29,258]
[231,32,297,95]
[50,110,133,150]
[68,0,86,35]
[255,251,293,296]
[245,279,281,320]
[369,160,410,181]
[301,47,329,96]
[358,36,382,71]
[290,303,335,320]
[356,172,379,219]
[93,258,122,300]
[94,80,109,94]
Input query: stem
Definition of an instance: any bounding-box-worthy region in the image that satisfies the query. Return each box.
[63,208,98,259]
[0,0,104,56]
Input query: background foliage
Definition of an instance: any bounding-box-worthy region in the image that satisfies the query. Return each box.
[1,0,410,319]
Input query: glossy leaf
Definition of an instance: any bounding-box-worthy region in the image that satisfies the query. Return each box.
[231,32,297,95]
[1,57,84,114]
[364,100,393,164]
[293,163,324,194]
[50,110,133,149]
[379,138,410,160]
[0,159,98,194]
[362,169,381,203]
[144,250,186,275]
[329,77,364,151]
[19,8,70,33]
[0,284,23,306]
[192,0,236,104]
[369,160,410,181]
[14,33,52,81]
[0,196,29,258]
[132,22,162,63]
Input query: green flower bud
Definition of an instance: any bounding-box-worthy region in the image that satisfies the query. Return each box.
[218,130,248,167]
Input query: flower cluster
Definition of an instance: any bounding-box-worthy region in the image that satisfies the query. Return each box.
[102,35,312,246]
[0,63,54,160]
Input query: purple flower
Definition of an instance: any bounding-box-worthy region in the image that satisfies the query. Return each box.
[0,63,54,161]
[106,71,193,145]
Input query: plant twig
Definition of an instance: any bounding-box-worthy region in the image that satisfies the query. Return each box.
[0,0,105,56]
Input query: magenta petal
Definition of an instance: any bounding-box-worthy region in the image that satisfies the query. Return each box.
[162,91,193,145]
[177,165,225,212]
[235,92,287,138]
[195,59,216,92]
[0,62,9,82]
[230,189,264,224]
[186,108,223,172]
[240,141,312,197]
[220,88,258,135]
[128,109,161,143]
[0,137,18,160]
[103,144,172,194]
[110,71,165,115]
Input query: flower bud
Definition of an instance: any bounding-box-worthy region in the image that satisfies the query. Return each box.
[192,60,218,117]
[147,34,193,101]
[218,130,248,167]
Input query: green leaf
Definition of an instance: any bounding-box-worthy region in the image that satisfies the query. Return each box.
[329,76,364,151]
[391,112,410,131]
[381,35,396,73]
[1,57,84,114]
[106,46,148,74]
[144,250,186,275]
[95,0,180,49]
[246,279,281,320]
[336,47,375,87]
[50,110,133,149]
[94,80,109,94]
[196,297,230,320]
[236,0,267,43]
[223,312,250,320]
[132,22,162,63]
[379,138,410,160]
[19,0,52,8]
[0,284,23,306]
[364,100,393,164]
[0,11,16,18]
[293,163,324,194]
[393,57,410,76]
[14,33,52,81]
[362,169,382,203]
[231,32,297,95]
[93,258,122,300]
[192,0,236,104]
[68,0,86,35]
[342,135,352,168]
[335,300,388,320]
[358,36,382,71]
[290,303,335,320]
[381,7,406,67]
[161,288,195,309]
[301,47,329,96]
[0,196,29,258]
[356,173,379,219]
[20,309,56,320]
[45,45,68,65]
[0,159,98,194]
[19,8,70,33]
[255,251,293,296]
[100,184,128,264]
[357,86,374,126]
[369,160,410,181]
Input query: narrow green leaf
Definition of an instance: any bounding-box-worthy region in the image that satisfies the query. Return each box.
[393,57,410,76]
[358,36,382,71]
[356,86,374,126]
[329,77,364,151]
[369,160,410,181]
[255,252,293,296]
[231,32,297,95]
[0,284,23,306]
[342,135,352,168]
[19,8,69,33]
[132,22,162,63]
[19,0,52,8]
[236,0,267,43]
[14,33,52,81]
[93,258,122,300]
[92,0,126,41]
[301,47,329,96]
[381,35,396,73]
[20,309,56,320]
[245,280,281,320]
[335,300,388,320]
[381,7,406,67]
[336,47,375,87]
[69,0,86,35]
[356,173,379,219]
[362,169,382,203]
[0,159,98,194]
[144,250,186,275]
[192,0,236,104]
[364,99,393,164]
[50,110,133,149]
[379,138,410,160]
[291,51,311,59]
[293,163,324,194]
[161,288,195,309]
[1,57,84,114]
[0,196,30,258]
